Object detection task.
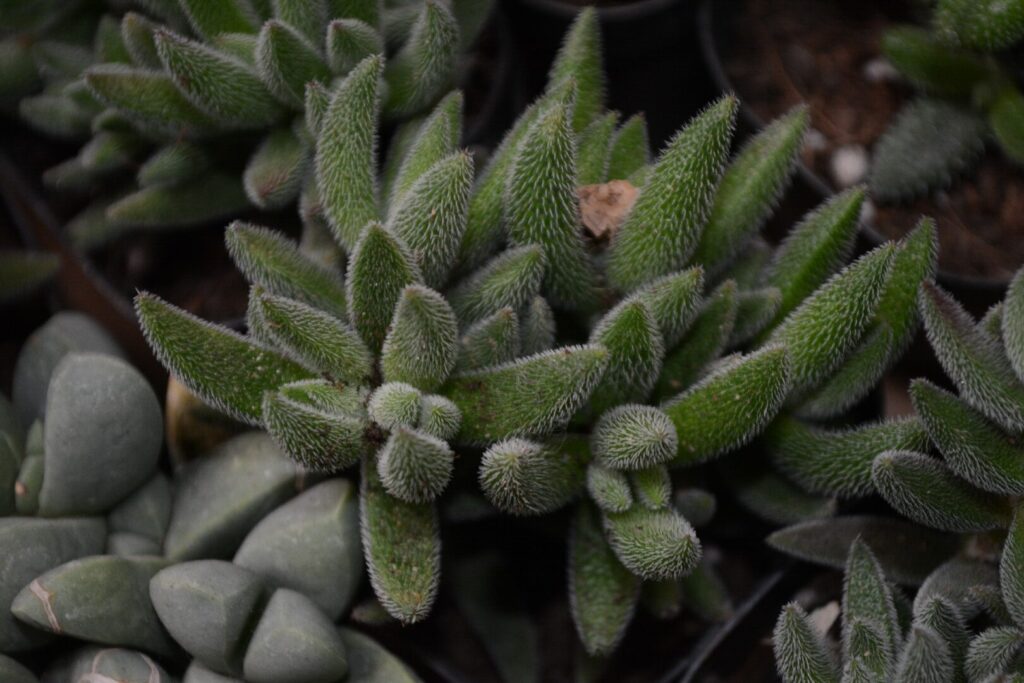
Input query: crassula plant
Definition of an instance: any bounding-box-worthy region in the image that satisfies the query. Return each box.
[2,0,485,250]
[869,0,1024,201]
[130,7,933,660]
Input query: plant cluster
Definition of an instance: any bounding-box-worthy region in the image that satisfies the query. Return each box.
[869,0,1024,201]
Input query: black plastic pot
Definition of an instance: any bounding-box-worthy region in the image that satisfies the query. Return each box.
[505,0,715,148]
[697,0,1007,317]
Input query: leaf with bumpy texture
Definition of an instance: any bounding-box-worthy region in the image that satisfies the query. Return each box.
[607,96,736,292]
[1002,504,1024,627]
[545,7,603,133]
[315,55,382,251]
[382,1,458,118]
[361,458,440,624]
[136,293,313,424]
[935,0,1024,51]
[587,300,664,414]
[327,19,383,76]
[965,627,1024,682]
[604,505,701,581]
[520,296,556,356]
[916,597,968,683]
[479,437,586,515]
[695,105,808,273]
[633,267,704,348]
[842,539,900,678]
[663,345,790,467]
[244,126,310,210]
[505,95,598,309]
[85,65,219,137]
[346,223,423,353]
[796,325,893,420]
[586,463,633,513]
[457,308,520,371]
[179,0,258,39]
[381,285,458,392]
[592,404,677,471]
[765,416,928,498]
[387,91,461,213]
[367,383,422,430]
[570,503,639,656]
[444,345,608,444]
[773,603,839,683]
[419,395,461,441]
[262,388,367,471]
[377,427,454,503]
[920,281,1024,433]
[630,466,671,509]
[577,112,618,185]
[255,20,331,109]
[872,450,1012,532]
[911,379,1024,495]
[607,114,650,181]
[894,626,953,683]
[447,245,546,326]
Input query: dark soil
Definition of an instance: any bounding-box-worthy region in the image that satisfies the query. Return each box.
[725,0,1024,282]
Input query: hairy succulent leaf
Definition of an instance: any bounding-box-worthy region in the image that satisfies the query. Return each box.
[586,463,633,513]
[381,285,459,392]
[603,505,701,581]
[377,427,454,503]
[85,65,218,135]
[447,245,546,326]
[418,395,461,441]
[592,404,677,471]
[577,111,618,184]
[934,0,1024,50]
[773,603,839,683]
[519,296,556,356]
[106,172,249,230]
[326,19,383,75]
[894,625,953,683]
[882,26,991,97]
[262,388,367,471]
[545,7,603,132]
[731,287,783,347]
[479,438,586,515]
[255,19,331,109]
[633,267,704,348]
[587,300,664,414]
[965,627,1024,681]
[630,466,671,509]
[387,90,461,213]
[382,0,458,118]
[1002,504,1024,627]
[179,0,258,40]
[367,382,422,430]
[723,456,836,525]
[457,308,520,371]
[607,113,650,180]
[990,87,1024,164]
[842,539,900,677]
[138,141,209,188]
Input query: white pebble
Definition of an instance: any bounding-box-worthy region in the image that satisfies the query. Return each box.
[831,145,870,188]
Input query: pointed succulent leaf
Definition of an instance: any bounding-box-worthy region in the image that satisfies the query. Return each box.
[915,558,1000,620]
[842,620,891,682]
[389,151,473,288]
[577,111,618,185]
[935,0,1024,51]
[377,427,454,503]
[361,459,440,623]
[882,26,992,97]
[244,126,310,210]
[722,456,836,525]
[630,466,671,509]
[519,296,556,356]
[796,325,894,420]
[304,80,330,137]
[315,55,382,250]
[842,539,900,674]
[85,65,218,136]
[721,237,772,289]
[255,19,331,109]
[381,285,459,391]
[479,437,587,515]
[916,597,968,683]
[179,0,258,39]
[607,96,737,291]
[767,516,959,585]
[138,141,209,188]
[155,30,283,128]
[418,395,461,441]
[387,90,461,212]
[382,0,458,117]
[569,503,639,656]
[121,12,163,68]
[545,7,603,132]
[765,416,928,498]
[443,345,608,444]
[327,19,383,75]
[586,463,633,513]
[872,450,1012,532]
[604,506,701,581]
[213,32,259,64]
[279,378,367,415]
[457,308,520,371]
[506,95,598,309]
[633,267,704,348]
[592,404,677,471]
[695,105,808,272]
[911,379,1024,495]
[965,627,1024,682]
[894,626,953,683]
[1001,265,1024,385]
[367,383,422,430]
[587,299,664,413]
[773,603,839,683]
[654,280,737,399]
[674,488,717,527]
[136,294,313,424]
[919,281,1024,433]
[446,245,546,326]
[106,172,249,230]
[262,389,367,471]
[731,287,783,347]
[272,0,328,42]
[346,222,423,352]
[1002,504,1024,627]
[607,113,650,180]
[663,345,790,466]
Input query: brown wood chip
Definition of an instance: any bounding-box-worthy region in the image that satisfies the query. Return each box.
[578,180,639,241]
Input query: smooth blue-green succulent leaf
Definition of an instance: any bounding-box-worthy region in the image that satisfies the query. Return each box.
[722,455,836,525]
[85,65,219,137]
[479,437,587,515]
[586,463,633,513]
[0,251,59,304]
[882,26,992,97]
[764,415,928,498]
[367,382,422,430]
[377,426,454,503]
[920,281,1024,433]
[842,539,900,678]
[315,55,382,251]
[592,404,677,471]
[381,285,459,392]
[244,125,310,210]
[569,502,639,656]
[767,243,895,396]
[663,345,790,467]
[576,111,618,185]
[695,105,808,273]
[327,19,384,76]
[444,345,608,444]
[262,388,367,472]
[654,279,737,400]
[773,603,839,683]
[911,379,1024,495]
[346,222,423,353]
[603,505,701,581]
[382,0,458,118]
[136,293,314,425]
[731,287,783,347]
[447,246,546,327]
[255,19,332,109]
[934,0,1024,51]
[869,100,986,202]
[894,626,954,683]
[138,141,210,188]
[1002,504,1024,628]
[505,94,598,309]
[179,0,259,39]
[587,299,664,414]
[361,459,440,624]
[633,267,704,349]
[607,96,737,292]
[227,221,347,319]
[630,465,671,509]
[387,90,462,213]
[767,515,959,585]
[155,29,284,128]
[965,627,1024,682]
[388,151,473,289]
[872,450,1012,532]
[607,113,650,181]
[519,296,556,356]
[457,308,520,371]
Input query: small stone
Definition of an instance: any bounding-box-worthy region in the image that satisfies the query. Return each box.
[108,473,172,545]
[0,517,107,651]
[150,560,266,675]
[234,479,362,620]
[830,145,870,188]
[0,653,37,683]
[11,555,177,659]
[108,532,163,557]
[863,57,900,83]
[185,661,244,683]
[164,432,300,561]
[339,627,421,682]
[42,645,174,683]
[39,353,162,516]
[805,129,828,152]
[243,589,348,683]
[12,312,123,426]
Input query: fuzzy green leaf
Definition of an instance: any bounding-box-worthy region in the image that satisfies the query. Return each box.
[136,293,313,424]
[1002,504,1024,627]
[545,7,603,132]
[138,141,209,188]
[387,90,461,213]
[914,558,999,620]
[795,325,892,420]
[479,437,586,515]
[882,26,992,97]
[106,172,248,231]
[273,0,328,43]
[377,427,454,503]
[382,0,458,118]
[418,395,461,441]
[457,308,520,371]
[327,19,383,76]
[381,285,458,392]
[965,627,1024,682]
[607,96,737,291]
[586,463,633,513]
[607,114,650,181]
[519,296,556,356]
[722,456,836,525]
[255,19,331,109]
[367,382,422,430]
[85,65,218,136]
[244,125,310,209]
[121,12,162,68]
[446,245,546,326]
[935,0,1024,51]
[731,287,783,347]
[872,450,1012,532]
[604,505,701,581]
[916,597,968,683]
[843,539,900,677]
[894,626,953,683]
[630,466,671,509]
[576,111,618,185]
[774,603,839,683]
[663,345,790,467]
[592,404,677,471]
[990,87,1024,164]
[634,267,704,348]
[179,0,258,39]
[262,387,367,471]
[587,300,664,414]
[1002,265,1024,386]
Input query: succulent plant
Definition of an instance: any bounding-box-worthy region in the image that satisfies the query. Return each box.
[868,0,1024,201]
[2,0,489,250]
